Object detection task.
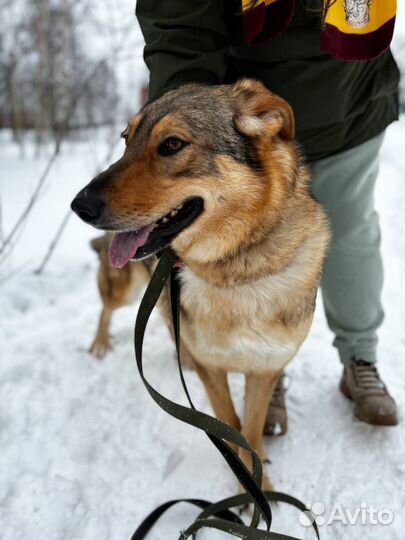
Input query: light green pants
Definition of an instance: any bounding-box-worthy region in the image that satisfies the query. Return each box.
[310,133,385,365]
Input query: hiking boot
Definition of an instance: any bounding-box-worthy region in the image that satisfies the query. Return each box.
[340,357,398,426]
[263,373,288,436]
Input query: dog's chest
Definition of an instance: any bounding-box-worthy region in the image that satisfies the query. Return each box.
[178,267,305,373]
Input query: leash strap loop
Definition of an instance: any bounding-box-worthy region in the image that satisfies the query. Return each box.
[130,498,244,540]
[131,248,319,540]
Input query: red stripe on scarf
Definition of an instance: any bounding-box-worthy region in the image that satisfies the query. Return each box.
[244,0,295,47]
[321,17,396,61]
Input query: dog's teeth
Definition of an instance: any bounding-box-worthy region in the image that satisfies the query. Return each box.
[162,217,169,223]
[170,210,177,217]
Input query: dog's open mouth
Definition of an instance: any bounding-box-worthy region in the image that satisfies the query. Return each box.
[108,197,204,267]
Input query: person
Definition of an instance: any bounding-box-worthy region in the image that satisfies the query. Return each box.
[136,0,400,429]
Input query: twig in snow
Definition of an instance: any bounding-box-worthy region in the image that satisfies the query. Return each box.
[0,149,60,258]
[33,136,122,274]
[34,210,72,275]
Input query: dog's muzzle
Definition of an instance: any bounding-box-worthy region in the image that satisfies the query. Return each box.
[71,190,105,226]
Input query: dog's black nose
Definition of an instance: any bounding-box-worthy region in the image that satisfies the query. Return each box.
[71,195,105,224]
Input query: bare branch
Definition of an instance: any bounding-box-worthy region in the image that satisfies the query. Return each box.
[34,135,122,274]
[0,148,60,258]
[0,42,140,259]
[34,210,72,275]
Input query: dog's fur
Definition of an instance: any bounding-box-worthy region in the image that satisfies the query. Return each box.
[82,80,330,489]
[88,234,148,357]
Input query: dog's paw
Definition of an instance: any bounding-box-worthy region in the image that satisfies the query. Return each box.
[89,339,112,359]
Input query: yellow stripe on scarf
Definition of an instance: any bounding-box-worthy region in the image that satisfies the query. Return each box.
[242,0,396,35]
[324,0,396,34]
[242,0,278,12]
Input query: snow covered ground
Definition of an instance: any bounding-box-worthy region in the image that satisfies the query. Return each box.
[0,116,404,540]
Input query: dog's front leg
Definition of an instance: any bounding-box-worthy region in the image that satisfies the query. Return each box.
[239,371,281,491]
[194,362,241,432]
[89,307,113,359]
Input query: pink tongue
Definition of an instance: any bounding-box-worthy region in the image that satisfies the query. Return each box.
[109,224,155,268]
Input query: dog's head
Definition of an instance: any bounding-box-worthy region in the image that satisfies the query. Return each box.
[71,79,297,268]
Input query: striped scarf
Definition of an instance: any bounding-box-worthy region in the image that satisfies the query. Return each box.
[242,0,396,60]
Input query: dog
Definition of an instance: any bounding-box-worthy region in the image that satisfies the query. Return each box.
[71,79,330,490]
[89,234,195,366]
[88,233,147,358]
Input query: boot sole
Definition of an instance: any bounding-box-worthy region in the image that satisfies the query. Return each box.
[340,378,399,426]
[263,415,288,436]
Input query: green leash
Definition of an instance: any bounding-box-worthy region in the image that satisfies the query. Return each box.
[131,247,319,540]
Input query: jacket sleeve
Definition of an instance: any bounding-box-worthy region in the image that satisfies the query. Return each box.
[136,0,231,100]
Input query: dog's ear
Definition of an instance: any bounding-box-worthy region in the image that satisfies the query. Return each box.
[231,79,295,141]
[90,235,106,254]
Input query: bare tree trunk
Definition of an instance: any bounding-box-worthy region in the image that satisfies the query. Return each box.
[9,60,23,146]
[8,6,25,155]
[35,0,49,155]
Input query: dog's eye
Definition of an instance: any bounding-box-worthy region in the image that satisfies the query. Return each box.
[121,127,129,144]
[158,137,187,157]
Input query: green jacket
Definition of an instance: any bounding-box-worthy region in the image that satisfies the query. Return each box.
[136,0,399,161]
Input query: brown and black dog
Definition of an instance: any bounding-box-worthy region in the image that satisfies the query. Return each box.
[72,80,330,489]
[88,233,147,358]
[89,234,194,366]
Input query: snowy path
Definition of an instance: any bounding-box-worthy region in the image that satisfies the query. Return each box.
[0,120,404,540]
